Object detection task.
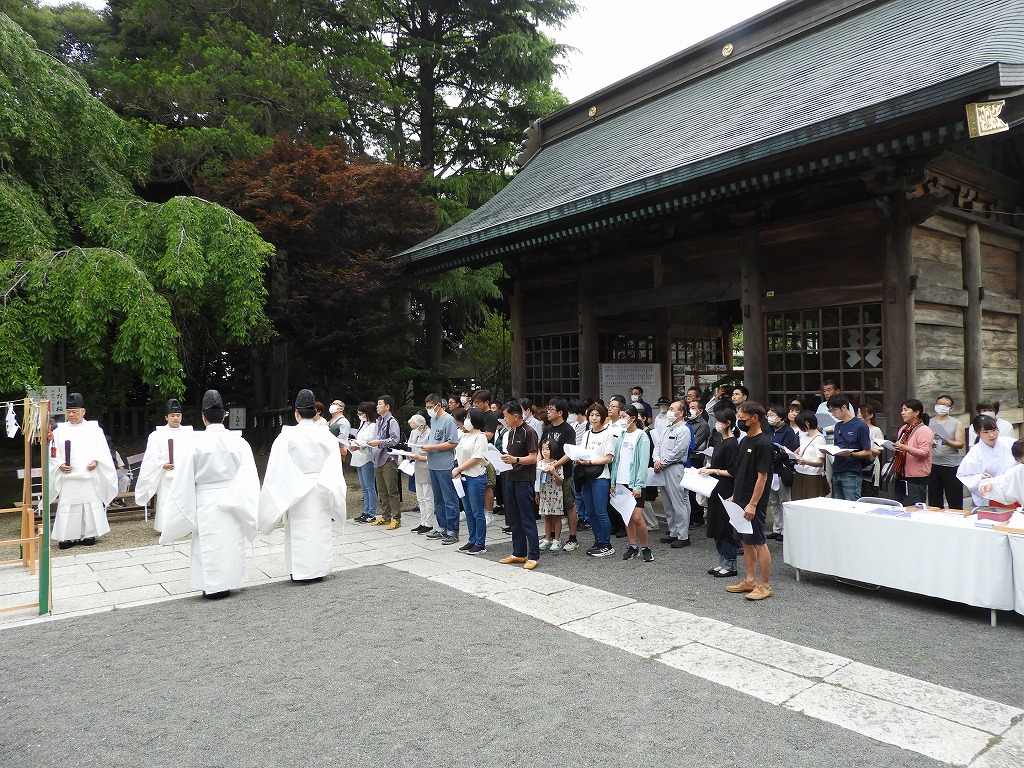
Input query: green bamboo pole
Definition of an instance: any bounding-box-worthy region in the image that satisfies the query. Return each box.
[38,399,51,615]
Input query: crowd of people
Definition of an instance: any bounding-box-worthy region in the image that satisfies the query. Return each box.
[45,381,1024,604]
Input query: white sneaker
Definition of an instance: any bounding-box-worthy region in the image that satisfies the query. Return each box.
[539,538,552,551]
[563,540,579,552]
[549,539,562,553]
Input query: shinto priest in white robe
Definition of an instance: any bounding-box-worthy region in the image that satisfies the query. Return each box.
[162,423,259,593]
[50,420,118,541]
[259,419,346,579]
[135,424,194,532]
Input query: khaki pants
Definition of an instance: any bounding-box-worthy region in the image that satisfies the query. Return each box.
[375,460,401,521]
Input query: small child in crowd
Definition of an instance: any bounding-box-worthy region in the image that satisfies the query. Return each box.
[537,438,564,552]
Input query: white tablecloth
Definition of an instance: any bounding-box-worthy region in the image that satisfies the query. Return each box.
[1007,534,1024,616]
[783,497,1014,610]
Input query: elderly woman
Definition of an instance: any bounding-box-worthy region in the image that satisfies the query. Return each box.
[957,415,1017,507]
[891,399,934,506]
[407,413,435,534]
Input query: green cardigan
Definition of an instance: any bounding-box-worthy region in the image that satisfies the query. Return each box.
[609,429,652,491]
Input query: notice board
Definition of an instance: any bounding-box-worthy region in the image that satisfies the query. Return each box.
[598,364,662,407]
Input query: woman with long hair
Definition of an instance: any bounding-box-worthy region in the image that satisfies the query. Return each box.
[350,402,379,523]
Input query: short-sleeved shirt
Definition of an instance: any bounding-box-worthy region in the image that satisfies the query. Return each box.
[833,417,871,474]
[505,424,539,482]
[542,421,576,457]
[732,432,774,510]
[426,412,459,471]
[481,411,501,443]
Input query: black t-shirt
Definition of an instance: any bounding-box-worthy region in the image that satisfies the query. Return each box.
[506,424,539,482]
[732,432,773,511]
[481,411,501,443]
[541,421,576,461]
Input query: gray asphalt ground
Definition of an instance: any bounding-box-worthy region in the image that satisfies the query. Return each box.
[0,565,964,768]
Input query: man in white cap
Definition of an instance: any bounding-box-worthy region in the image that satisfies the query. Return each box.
[135,398,194,533]
[258,389,346,582]
[50,392,118,549]
[163,389,259,599]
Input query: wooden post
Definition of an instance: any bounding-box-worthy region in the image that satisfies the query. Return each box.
[579,271,598,399]
[963,223,983,412]
[510,280,525,398]
[882,196,915,412]
[739,232,766,402]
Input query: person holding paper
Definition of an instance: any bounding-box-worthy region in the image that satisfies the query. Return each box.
[685,401,711,528]
[162,390,259,599]
[827,395,873,501]
[928,394,966,509]
[135,398,194,533]
[421,393,461,545]
[700,408,741,577]
[610,406,653,562]
[498,400,542,569]
[258,389,346,582]
[367,396,402,529]
[350,403,378,524]
[407,414,436,534]
[791,412,828,500]
[575,402,617,557]
[890,399,934,506]
[452,409,489,554]
[50,392,118,549]
[653,401,692,549]
[725,402,775,600]
[858,402,885,496]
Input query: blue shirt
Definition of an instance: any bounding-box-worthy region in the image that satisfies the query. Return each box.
[833,417,870,474]
[427,412,459,471]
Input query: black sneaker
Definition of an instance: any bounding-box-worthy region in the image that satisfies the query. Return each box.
[641,547,654,562]
[659,535,678,544]
[585,545,604,557]
[578,521,591,530]
[593,544,615,557]
[458,542,472,551]
[671,538,691,548]
[622,545,639,560]
[353,514,371,524]
[465,544,487,555]
[501,526,513,534]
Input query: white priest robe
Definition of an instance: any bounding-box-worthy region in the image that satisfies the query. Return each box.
[162,423,259,593]
[956,437,1017,507]
[50,420,118,541]
[258,420,346,579]
[979,463,1024,507]
[134,425,194,532]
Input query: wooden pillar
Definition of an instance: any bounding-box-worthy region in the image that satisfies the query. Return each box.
[510,280,525,398]
[578,271,598,398]
[739,232,766,402]
[882,196,915,412]
[964,223,983,411]
[1017,237,1024,413]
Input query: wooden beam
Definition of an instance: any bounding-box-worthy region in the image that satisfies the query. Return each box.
[592,276,739,316]
[882,196,915,408]
[763,284,882,313]
[521,321,578,339]
[915,285,968,308]
[739,232,765,402]
[510,280,525,398]
[579,272,598,399]
[982,294,1022,316]
[964,223,983,412]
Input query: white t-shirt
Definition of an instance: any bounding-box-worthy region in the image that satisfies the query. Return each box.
[795,432,826,476]
[616,430,643,486]
[582,427,616,481]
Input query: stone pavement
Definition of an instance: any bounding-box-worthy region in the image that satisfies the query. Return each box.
[1,519,1022,767]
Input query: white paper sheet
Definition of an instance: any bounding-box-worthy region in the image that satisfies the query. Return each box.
[389,448,417,458]
[484,445,512,473]
[873,438,896,450]
[564,443,592,461]
[452,477,466,498]
[680,467,718,497]
[722,499,754,534]
[610,485,639,524]
[348,428,359,437]
[398,459,416,476]
[815,412,837,428]
[645,468,666,487]
[699,446,714,457]
[819,443,854,456]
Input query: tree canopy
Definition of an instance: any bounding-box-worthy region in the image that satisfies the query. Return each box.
[0,11,273,407]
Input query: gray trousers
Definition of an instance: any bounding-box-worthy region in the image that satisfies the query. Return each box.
[661,464,691,540]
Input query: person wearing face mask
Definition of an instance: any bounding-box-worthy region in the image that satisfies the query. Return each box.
[630,386,653,422]
[452,408,489,554]
[699,407,740,577]
[653,400,693,548]
[765,404,799,542]
[652,397,672,435]
[420,393,462,544]
[967,400,1015,444]
[685,401,711,528]
[350,402,378,523]
[928,394,966,508]
[327,399,350,461]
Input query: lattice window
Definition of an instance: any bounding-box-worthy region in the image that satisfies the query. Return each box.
[598,333,657,363]
[671,337,725,368]
[524,334,580,403]
[766,303,883,410]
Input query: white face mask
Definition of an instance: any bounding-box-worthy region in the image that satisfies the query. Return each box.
[981,411,996,418]
[934,404,950,416]
[630,395,640,403]
[358,414,366,422]
[766,414,780,426]
[464,419,472,431]
[460,396,469,405]
[658,406,668,414]
[689,409,699,419]
[329,404,340,415]
[567,412,577,421]
[666,410,678,423]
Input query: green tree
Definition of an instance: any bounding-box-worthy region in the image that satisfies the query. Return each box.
[0,12,273,408]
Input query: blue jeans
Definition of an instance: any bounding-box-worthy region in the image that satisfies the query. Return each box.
[463,474,487,546]
[832,472,862,501]
[356,461,376,517]
[574,480,588,525]
[430,468,460,535]
[580,477,611,546]
[715,535,737,571]
[505,479,540,560]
